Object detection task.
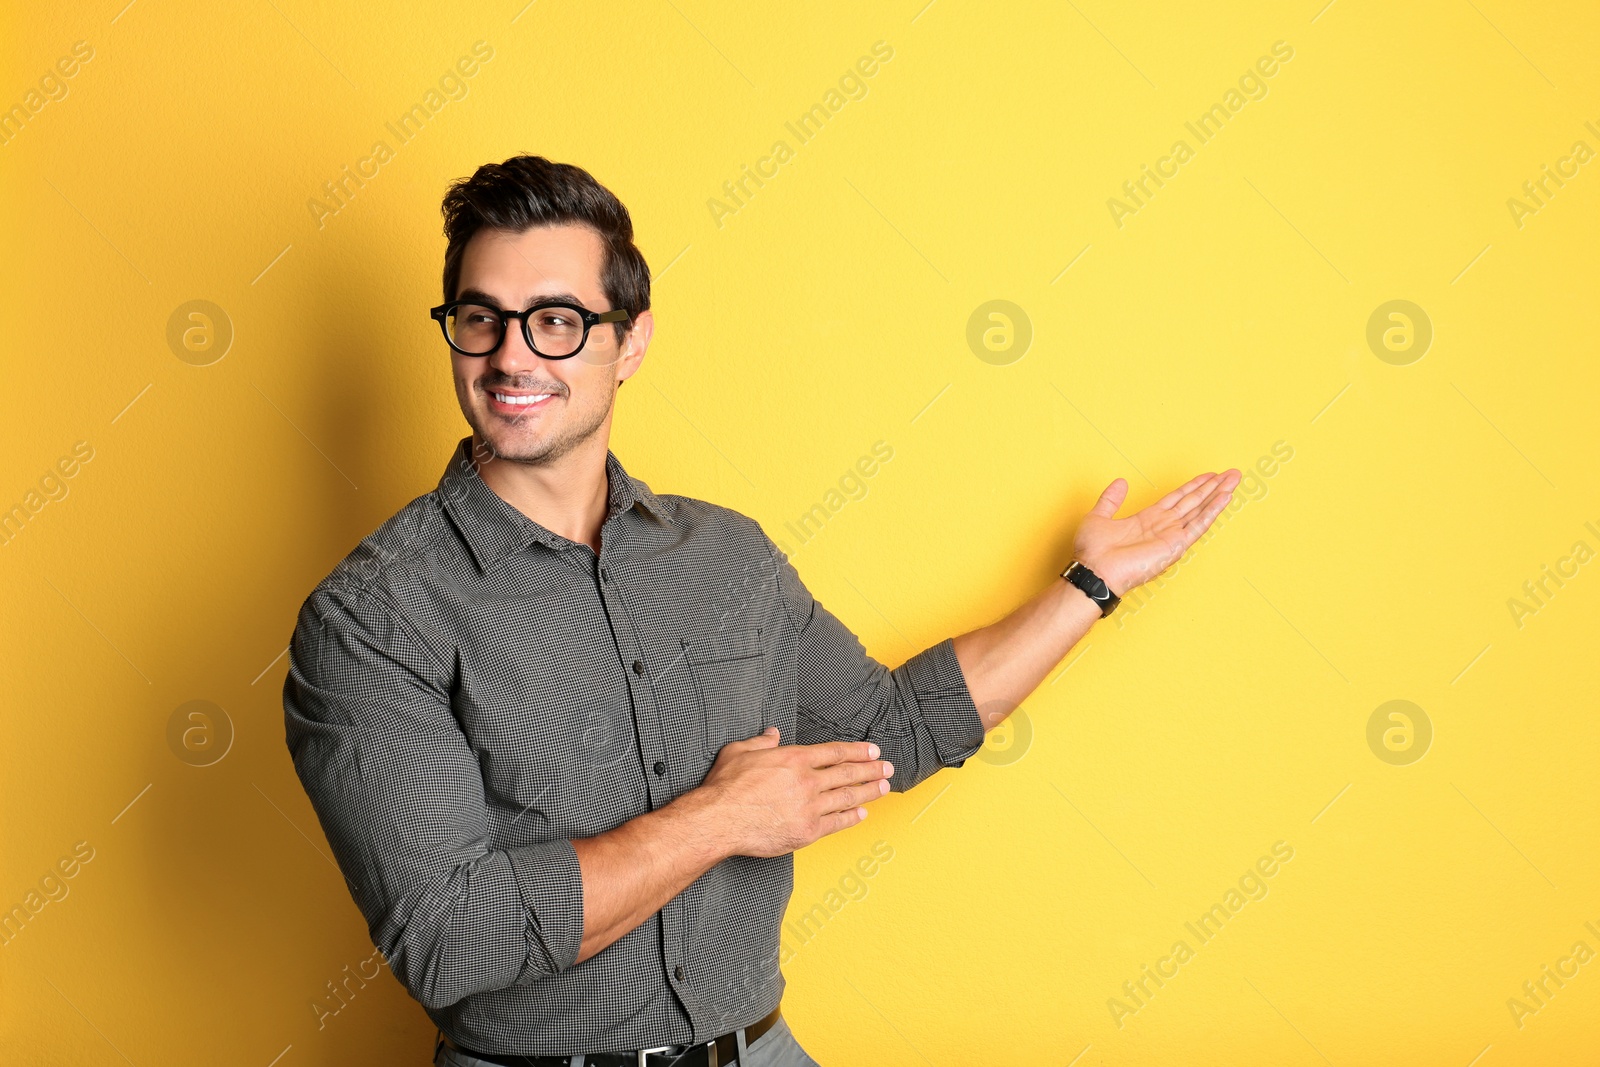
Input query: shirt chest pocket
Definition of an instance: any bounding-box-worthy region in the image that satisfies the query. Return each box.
[683,626,767,760]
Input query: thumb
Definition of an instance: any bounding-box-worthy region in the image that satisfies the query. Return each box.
[1089,477,1128,518]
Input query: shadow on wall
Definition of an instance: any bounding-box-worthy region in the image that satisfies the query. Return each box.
[147,259,442,1062]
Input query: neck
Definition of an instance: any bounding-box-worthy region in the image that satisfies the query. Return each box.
[472,432,612,554]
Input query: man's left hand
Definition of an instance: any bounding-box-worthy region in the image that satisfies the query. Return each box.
[1072,469,1242,597]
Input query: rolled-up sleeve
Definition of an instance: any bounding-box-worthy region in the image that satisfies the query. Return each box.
[281,582,584,1011]
[758,530,986,792]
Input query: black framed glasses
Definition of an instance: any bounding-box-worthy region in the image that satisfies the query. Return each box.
[429,299,631,359]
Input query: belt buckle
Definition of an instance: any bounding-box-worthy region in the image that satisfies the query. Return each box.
[636,1038,721,1067]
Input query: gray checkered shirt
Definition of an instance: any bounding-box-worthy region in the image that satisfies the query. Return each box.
[282,435,985,1055]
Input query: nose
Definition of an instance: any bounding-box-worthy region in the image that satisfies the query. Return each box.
[486,314,543,374]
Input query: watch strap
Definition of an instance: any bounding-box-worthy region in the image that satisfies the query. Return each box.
[1061,560,1120,617]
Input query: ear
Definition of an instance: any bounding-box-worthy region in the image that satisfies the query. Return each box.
[616,308,654,386]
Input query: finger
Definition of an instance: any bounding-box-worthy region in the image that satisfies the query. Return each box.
[1191,473,1239,521]
[1171,472,1225,518]
[738,726,781,746]
[805,740,881,768]
[1087,477,1129,518]
[818,807,869,838]
[1196,468,1240,499]
[1179,485,1234,541]
[817,778,890,814]
[1155,471,1214,511]
[1168,482,1214,525]
[821,759,894,790]
[712,728,776,760]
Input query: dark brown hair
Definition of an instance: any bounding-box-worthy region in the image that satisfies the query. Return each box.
[440,155,650,344]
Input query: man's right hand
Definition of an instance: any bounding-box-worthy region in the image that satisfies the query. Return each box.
[698,728,893,859]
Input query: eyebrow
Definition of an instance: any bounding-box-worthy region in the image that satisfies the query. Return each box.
[455,287,586,309]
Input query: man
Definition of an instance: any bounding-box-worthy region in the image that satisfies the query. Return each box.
[282,154,1240,1066]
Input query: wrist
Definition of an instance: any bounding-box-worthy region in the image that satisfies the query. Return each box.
[670,784,735,867]
[1073,554,1126,598]
[1061,556,1124,616]
[1053,572,1106,625]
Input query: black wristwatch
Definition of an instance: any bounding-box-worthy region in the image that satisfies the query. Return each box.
[1061,560,1120,617]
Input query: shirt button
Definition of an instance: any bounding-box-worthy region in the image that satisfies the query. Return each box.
[653,760,666,776]
[674,965,685,981]
[631,660,644,675]
[599,566,610,582]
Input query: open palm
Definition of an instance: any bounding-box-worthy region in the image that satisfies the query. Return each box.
[1072,469,1242,596]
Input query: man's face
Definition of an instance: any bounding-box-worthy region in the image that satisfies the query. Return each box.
[450,223,649,464]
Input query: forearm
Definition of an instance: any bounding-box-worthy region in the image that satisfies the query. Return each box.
[569,786,729,965]
[950,574,1101,731]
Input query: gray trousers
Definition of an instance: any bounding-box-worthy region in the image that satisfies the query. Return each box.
[433,1015,824,1067]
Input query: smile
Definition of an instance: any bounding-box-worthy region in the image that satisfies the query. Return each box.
[488,391,556,411]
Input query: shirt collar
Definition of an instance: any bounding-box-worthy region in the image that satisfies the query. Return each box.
[437,435,669,571]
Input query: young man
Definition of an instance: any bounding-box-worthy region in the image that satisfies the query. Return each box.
[282,155,1240,1066]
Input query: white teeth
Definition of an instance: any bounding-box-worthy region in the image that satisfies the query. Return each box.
[492,392,552,406]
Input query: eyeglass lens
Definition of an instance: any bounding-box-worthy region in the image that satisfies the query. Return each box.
[446,304,586,357]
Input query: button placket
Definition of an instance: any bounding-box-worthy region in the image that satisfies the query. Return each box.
[594,549,693,1025]
[597,556,673,814]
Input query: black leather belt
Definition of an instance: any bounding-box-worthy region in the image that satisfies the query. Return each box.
[438,1003,782,1067]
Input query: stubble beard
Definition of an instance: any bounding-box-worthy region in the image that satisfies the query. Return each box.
[470,379,615,467]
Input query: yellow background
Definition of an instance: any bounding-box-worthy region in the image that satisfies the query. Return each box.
[3,0,1598,1063]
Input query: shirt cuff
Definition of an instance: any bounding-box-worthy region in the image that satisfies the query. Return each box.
[899,637,986,767]
[505,838,586,977]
